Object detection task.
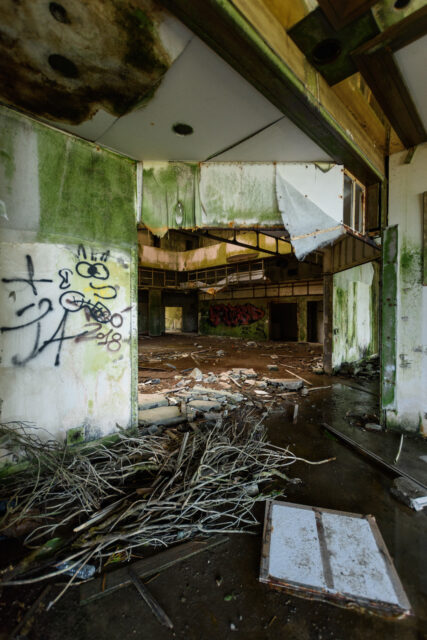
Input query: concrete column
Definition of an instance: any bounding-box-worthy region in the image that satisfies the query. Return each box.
[297,299,307,342]
[323,274,333,374]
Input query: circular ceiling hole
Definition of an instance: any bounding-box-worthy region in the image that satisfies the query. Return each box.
[312,38,342,64]
[48,54,78,78]
[394,0,411,8]
[172,123,194,136]
[49,2,70,23]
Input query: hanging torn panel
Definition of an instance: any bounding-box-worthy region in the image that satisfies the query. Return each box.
[260,500,412,619]
[142,161,198,235]
[276,164,345,260]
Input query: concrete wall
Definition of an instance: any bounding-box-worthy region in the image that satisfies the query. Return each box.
[199,298,269,341]
[0,107,138,442]
[199,295,322,342]
[332,262,379,370]
[385,144,427,434]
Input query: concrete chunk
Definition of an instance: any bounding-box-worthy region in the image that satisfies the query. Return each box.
[138,393,168,410]
[138,405,184,426]
[188,400,222,412]
[265,378,303,390]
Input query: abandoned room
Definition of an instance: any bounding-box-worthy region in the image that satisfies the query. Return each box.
[0,0,426,638]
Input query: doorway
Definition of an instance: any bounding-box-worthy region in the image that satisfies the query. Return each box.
[307,301,323,343]
[270,303,298,341]
[165,307,183,333]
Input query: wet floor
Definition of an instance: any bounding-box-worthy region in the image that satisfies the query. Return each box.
[2,380,427,640]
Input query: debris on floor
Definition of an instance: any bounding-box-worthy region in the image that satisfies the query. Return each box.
[259,500,412,619]
[0,411,333,606]
[391,477,427,511]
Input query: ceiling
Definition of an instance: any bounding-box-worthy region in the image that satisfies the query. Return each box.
[50,32,331,163]
[394,34,427,131]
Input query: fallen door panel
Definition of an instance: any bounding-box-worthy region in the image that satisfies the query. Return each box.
[260,500,411,619]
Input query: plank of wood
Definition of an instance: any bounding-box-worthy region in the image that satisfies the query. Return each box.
[80,536,228,605]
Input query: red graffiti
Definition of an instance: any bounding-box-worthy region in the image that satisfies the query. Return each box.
[209,303,265,327]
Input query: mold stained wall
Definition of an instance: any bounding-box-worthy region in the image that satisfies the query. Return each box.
[332,261,379,370]
[0,106,138,441]
[386,143,427,435]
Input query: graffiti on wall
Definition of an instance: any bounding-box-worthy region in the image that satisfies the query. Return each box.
[1,244,127,366]
[208,303,265,327]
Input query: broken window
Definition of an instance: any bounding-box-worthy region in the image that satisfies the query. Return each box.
[343,171,366,234]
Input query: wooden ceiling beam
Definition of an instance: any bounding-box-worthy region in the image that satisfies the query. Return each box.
[353,6,427,148]
[317,0,378,30]
[159,0,385,185]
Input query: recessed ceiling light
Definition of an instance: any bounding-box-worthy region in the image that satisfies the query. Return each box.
[172,123,194,136]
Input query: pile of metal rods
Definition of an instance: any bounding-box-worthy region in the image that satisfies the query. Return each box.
[0,412,332,599]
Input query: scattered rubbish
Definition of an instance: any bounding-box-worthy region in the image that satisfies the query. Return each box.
[267,364,279,372]
[216,350,225,356]
[390,477,427,511]
[215,575,223,587]
[189,367,203,381]
[128,567,173,629]
[138,405,184,427]
[266,378,303,391]
[230,622,237,630]
[321,423,427,492]
[56,561,96,580]
[394,433,404,464]
[364,423,382,432]
[260,500,412,618]
[293,404,299,424]
[138,393,168,410]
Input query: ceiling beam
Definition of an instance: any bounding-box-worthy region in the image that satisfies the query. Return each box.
[353,7,427,148]
[317,0,378,30]
[159,0,385,185]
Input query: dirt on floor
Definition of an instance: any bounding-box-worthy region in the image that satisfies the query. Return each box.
[1,336,426,640]
[138,334,324,387]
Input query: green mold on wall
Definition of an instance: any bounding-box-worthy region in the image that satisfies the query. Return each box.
[400,243,422,285]
[332,261,379,370]
[142,162,198,235]
[37,126,137,249]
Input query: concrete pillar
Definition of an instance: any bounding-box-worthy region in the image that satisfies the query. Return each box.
[148,289,164,336]
[297,299,307,342]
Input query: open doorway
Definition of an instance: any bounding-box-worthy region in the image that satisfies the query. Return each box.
[307,301,323,343]
[165,307,183,333]
[270,302,298,341]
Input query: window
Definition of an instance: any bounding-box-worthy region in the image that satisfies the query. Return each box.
[343,171,365,233]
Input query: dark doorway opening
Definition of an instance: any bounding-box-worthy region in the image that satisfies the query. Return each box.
[307,300,320,342]
[270,302,298,341]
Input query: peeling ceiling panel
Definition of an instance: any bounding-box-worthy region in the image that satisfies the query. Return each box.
[212,117,332,162]
[394,35,427,131]
[276,164,344,259]
[97,37,284,161]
